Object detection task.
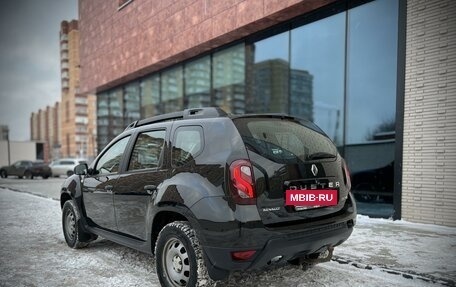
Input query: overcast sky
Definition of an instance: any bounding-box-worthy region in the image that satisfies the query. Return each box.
[0,0,78,141]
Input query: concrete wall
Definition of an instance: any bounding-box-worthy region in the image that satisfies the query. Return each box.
[78,0,337,94]
[403,0,456,226]
[0,141,37,167]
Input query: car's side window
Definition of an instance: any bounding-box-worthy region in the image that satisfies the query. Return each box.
[95,136,131,175]
[128,130,166,171]
[13,162,21,168]
[172,126,203,166]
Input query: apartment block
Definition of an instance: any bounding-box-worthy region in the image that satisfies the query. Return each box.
[30,102,60,162]
[59,20,97,159]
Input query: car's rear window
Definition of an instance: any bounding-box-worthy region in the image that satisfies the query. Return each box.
[233,117,337,164]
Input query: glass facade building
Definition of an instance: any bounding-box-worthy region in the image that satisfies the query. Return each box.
[97,0,400,218]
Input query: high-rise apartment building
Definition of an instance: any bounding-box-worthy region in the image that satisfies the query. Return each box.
[59,20,96,159]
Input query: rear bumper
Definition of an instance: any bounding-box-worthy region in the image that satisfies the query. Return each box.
[202,193,356,280]
[204,218,353,274]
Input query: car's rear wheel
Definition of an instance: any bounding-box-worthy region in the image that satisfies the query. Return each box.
[24,170,33,179]
[62,200,97,248]
[155,221,211,287]
[0,170,7,178]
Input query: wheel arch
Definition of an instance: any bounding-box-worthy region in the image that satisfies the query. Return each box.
[60,192,72,209]
[151,209,196,254]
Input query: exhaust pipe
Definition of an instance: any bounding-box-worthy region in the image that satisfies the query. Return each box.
[303,246,334,264]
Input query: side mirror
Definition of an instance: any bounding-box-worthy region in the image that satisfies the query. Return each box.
[74,163,88,176]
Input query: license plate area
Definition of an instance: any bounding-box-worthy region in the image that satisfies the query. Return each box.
[283,178,339,211]
[286,189,338,210]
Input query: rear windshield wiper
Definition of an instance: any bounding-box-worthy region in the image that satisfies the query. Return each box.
[306,152,336,160]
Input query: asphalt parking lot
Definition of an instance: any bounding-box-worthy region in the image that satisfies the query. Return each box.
[0,177,64,200]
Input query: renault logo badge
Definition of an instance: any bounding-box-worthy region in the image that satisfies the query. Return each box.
[311,164,318,177]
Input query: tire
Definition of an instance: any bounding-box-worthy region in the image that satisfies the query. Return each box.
[43,175,49,179]
[155,221,211,287]
[24,171,33,179]
[62,200,97,249]
[66,170,74,177]
[0,170,7,178]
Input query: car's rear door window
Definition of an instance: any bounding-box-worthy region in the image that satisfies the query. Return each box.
[233,117,337,164]
[128,130,166,171]
[172,126,203,166]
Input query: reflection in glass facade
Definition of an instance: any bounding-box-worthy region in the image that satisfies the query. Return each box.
[109,88,124,137]
[291,13,345,146]
[213,44,246,114]
[345,0,398,217]
[185,56,211,108]
[141,74,161,117]
[96,0,399,218]
[124,81,141,125]
[247,32,289,114]
[97,92,110,150]
[161,66,184,114]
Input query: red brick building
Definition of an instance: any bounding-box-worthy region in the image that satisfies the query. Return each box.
[78,0,456,226]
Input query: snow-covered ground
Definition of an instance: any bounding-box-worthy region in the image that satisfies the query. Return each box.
[0,188,455,287]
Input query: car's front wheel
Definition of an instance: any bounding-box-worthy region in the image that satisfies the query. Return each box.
[155,221,211,287]
[62,200,97,248]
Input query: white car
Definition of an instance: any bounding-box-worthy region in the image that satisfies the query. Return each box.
[50,158,88,177]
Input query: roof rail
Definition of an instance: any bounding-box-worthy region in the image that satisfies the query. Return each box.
[124,107,227,131]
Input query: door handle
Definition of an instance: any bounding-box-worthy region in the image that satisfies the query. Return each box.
[144,185,157,195]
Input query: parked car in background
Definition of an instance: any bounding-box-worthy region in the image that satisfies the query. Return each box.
[50,158,88,177]
[0,160,52,179]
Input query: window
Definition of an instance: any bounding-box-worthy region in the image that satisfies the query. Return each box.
[344,0,399,217]
[212,44,246,114]
[247,31,289,114]
[128,130,165,170]
[161,66,183,114]
[290,13,345,146]
[346,0,398,144]
[124,81,141,124]
[141,74,161,117]
[172,126,203,166]
[184,56,211,108]
[96,136,130,174]
[234,118,336,164]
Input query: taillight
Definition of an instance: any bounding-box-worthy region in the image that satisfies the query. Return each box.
[229,159,256,205]
[342,160,352,190]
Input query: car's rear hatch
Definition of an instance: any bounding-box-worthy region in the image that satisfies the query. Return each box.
[232,115,350,226]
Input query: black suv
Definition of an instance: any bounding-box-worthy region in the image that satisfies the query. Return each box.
[61,108,356,286]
